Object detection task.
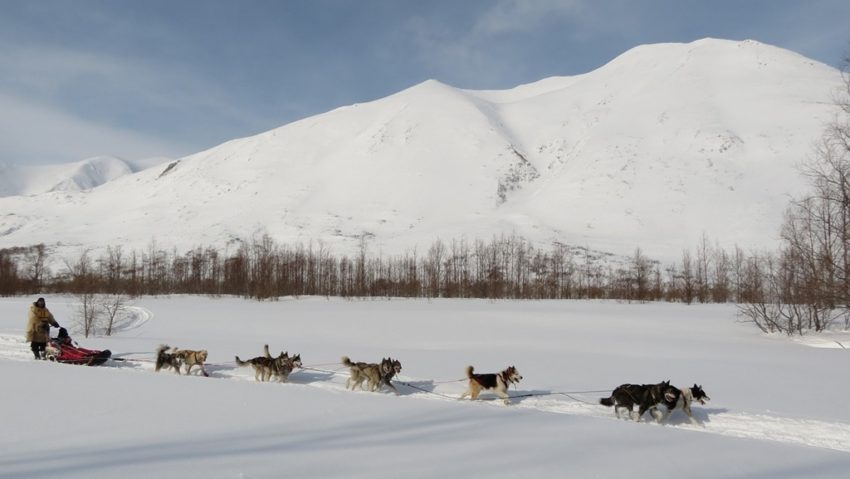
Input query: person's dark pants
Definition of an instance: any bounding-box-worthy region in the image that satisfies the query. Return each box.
[31,341,46,359]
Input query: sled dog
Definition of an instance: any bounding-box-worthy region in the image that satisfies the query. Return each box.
[341,356,381,391]
[342,356,401,393]
[600,380,680,422]
[657,384,711,424]
[173,348,209,377]
[155,344,183,374]
[274,352,302,383]
[377,357,402,395]
[235,345,289,382]
[459,365,523,405]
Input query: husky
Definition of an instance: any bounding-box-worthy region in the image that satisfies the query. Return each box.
[342,356,402,393]
[274,352,302,383]
[600,381,680,422]
[154,344,183,374]
[235,345,289,382]
[341,356,381,391]
[173,348,209,377]
[459,365,523,405]
[377,357,402,395]
[656,384,711,424]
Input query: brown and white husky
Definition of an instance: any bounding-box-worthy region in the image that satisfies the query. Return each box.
[459,365,522,405]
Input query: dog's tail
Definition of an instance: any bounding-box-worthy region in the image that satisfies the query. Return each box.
[599,396,615,407]
[156,344,170,356]
[235,356,249,367]
[341,356,353,367]
[465,365,475,379]
[263,344,271,359]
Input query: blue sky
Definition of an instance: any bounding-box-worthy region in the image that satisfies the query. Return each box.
[1,0,848,166]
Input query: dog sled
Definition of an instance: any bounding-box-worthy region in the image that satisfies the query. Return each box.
[44,328,112,366]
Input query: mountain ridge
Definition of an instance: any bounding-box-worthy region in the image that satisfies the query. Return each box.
[0,38,843,263]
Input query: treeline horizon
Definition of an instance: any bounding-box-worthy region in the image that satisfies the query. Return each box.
[0,234,770,304]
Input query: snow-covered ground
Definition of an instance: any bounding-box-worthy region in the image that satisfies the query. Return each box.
[1,296,849,478]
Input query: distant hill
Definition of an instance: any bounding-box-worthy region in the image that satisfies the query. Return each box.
[0,156,169,197]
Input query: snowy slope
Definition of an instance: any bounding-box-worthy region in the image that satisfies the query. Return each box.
[0,156,167,197]
[0,39,843,261]
[1,297,849,478]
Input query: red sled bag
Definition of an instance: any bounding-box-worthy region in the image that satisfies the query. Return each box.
[44,328,112,366]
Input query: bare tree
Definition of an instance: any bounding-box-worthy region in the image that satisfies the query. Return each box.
[425,239,445,298]
[712,244,732,303]
[695,233,711,303]
[630,247,652,301]
[75,292,100,337]
[63,249,100,337]
[100,294,128,336]
[22,244,47,293]
[680,249,695,304]
[740,57,850,333]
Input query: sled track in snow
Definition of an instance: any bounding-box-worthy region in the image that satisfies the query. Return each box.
[109,305,153,334]
[2,334,850,454]
[514,395,850,453]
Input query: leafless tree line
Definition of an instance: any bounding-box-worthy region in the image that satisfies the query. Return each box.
[3,220,842,336]
[0,233,776,305]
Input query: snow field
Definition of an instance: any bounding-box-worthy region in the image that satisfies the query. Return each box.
[2,296,850,478]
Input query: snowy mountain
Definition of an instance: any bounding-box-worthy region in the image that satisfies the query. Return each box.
[0,156,168,197]
[0,38,843,262]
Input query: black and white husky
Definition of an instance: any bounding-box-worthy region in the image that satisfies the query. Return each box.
[154,344,182,374]
[656,384,711,425]
[459,365,523,405]
[600,380,680,422]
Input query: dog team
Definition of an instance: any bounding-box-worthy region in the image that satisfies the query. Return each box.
[154,344,708,422]
[599,380,711,424]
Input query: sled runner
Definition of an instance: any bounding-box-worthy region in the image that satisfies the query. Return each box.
[44,328,112,366]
